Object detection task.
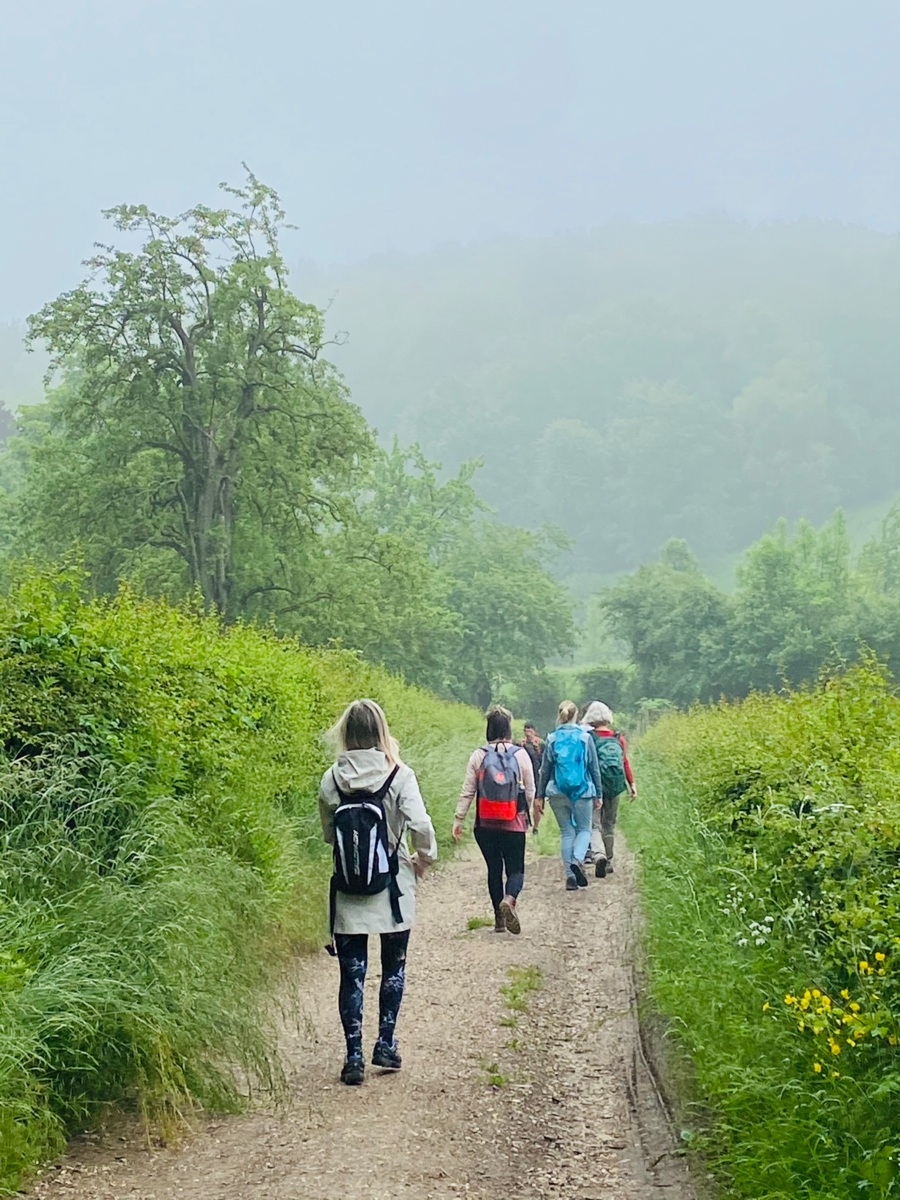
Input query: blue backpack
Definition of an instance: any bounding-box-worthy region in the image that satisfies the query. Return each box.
[552,725,591,799]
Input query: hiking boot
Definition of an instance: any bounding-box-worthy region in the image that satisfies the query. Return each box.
[340,1055,365,1085]
[595,856,608,878]
[565,876,579,891]
[571,861,588,888]
[606,860,615,874]
[372,1040,402,1071]
[499,896,521,935]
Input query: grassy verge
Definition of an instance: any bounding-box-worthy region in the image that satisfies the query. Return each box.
[622,665,900,1200]
[0,568,481,1193]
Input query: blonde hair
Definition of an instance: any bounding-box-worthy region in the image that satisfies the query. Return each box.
[582,700,614,728]
[328,699,398,765]
[557,699,578,725]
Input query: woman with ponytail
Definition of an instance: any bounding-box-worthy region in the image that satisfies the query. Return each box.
[535,700,602,890]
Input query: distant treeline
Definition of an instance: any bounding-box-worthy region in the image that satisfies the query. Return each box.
[309,218,900,575]
[594,507,900,708]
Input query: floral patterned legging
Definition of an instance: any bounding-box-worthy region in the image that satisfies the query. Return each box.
[334,930,410,1059]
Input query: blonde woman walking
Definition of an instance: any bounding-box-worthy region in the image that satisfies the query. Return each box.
[535,700,602,890]
[319,699,437,1086]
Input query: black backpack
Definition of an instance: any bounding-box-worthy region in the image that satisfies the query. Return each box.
[329,765,404,935]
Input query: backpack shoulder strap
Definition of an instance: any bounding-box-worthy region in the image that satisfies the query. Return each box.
[374,765,407,856]
[332,764,400,804]
[372,764,401,801]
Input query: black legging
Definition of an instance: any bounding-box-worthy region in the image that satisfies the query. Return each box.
[474,827,526,914]
[334,930,410,1059]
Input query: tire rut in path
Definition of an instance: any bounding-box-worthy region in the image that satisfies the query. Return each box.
[30,842,694,1200]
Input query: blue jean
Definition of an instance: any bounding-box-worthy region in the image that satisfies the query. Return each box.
[548,794,594,879]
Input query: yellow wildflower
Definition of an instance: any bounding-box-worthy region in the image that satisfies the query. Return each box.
[813,1062,822,1073]
[875,952,886,962]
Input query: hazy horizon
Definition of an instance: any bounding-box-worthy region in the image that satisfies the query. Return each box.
[4,0,900,320]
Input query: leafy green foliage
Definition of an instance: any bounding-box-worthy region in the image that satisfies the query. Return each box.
[603,509,900,704]
[0,567,481,1194]
[441,521,575,708]
[626,663,900,1198]
[22,173,371,620]
[602,538,731,704]
[4,179,576,709]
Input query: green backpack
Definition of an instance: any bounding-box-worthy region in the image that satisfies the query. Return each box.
[590,731,628,799]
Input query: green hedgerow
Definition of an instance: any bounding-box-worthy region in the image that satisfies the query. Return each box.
[0,567,481,1193]
[625,661,900,1199]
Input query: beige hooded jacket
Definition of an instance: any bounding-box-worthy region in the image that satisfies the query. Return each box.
[319,748,438,935]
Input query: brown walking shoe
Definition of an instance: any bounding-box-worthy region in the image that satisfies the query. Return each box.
[499,896,521,935]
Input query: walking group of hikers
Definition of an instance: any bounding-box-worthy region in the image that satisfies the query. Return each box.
[318,696,637,1086]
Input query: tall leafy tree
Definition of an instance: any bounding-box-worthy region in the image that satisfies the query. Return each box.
[442,522,576,709]
[298,443,577,706]
[729,515,859,691]
[25,173,370,619]
[602,539,732,704]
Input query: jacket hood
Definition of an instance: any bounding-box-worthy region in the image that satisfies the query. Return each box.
[332,748,397,793]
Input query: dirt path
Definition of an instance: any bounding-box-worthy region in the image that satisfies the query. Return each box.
[29,842,694,1200]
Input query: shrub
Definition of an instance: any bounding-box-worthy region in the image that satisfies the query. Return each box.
[626,662,900,1198]
[0,568,480,1193]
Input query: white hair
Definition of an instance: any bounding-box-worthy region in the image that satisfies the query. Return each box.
[582,701,614,727]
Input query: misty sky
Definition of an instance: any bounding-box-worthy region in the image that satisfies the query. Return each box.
[3,0,900,320]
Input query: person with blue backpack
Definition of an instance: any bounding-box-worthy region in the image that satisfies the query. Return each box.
[319,699,437,1086]
[453,706,536,934]
[535,699,603,890]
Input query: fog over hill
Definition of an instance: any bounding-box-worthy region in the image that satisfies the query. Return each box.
[303,218,900,578]
[4,216,900,583]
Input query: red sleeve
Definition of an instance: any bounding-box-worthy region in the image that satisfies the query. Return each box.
[619,733,635,786]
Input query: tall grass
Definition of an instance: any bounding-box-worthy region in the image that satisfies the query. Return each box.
[0,569,481,1193]
[623,664,900,1199]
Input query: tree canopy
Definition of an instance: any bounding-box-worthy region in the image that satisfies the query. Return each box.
[0,176,575,709]
[25,175,370,620]
[601,509,900,707]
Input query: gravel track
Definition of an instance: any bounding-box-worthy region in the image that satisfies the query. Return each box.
[29,841,694,1200]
